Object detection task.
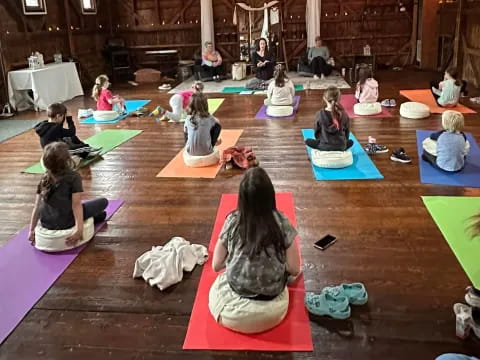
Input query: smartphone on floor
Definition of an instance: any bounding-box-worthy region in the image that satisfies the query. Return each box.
[314,234,336,250]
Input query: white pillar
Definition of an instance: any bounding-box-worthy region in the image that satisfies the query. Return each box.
[306,0,321,48]
[201,0,215,47]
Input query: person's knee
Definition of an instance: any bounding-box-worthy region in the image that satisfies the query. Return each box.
[98,197,108,209]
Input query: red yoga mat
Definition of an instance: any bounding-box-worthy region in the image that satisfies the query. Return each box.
[183,193,313,351]
[340,94,393,118]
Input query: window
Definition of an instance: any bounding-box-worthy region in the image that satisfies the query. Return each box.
[81,0,97,15]
[22,0,47,15]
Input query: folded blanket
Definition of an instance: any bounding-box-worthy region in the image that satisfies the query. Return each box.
[221,146,258,169]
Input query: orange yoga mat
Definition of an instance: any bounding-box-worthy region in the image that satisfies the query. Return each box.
[156,129,243,178]
[400,89,476,114]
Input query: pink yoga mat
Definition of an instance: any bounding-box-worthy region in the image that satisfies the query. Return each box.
[254,96,301,120]
[340,94,393,118]
[0,200,124,344]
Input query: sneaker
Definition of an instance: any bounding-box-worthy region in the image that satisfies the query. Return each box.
[313,75,319,80]
[322,283,368,306]
[304,292,351,319]
[390,147,411,163]
[374,144,389,153]
[158,84,171,90]
[388,99,397,107]
[381,99,390,107]
[465,286,480,308]
[87,148,102,158]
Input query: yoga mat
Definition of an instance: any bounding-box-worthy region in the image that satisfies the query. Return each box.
[80,100,151,124]
[416,130,480,188]
[168,98,225,123]
[23,129,143,174]
[0,200,124,345]
[340,94,393,118]
[156,129,243,179]
[301,129,384,181]
[423,196,480,288]
[222,84,304,94]
[254,96,301,120]
[400,89,476,114]
[183,193,313,351]
[0,120,42,144]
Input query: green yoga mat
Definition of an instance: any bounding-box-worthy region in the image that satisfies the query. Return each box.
[168,98,225,123]
[23,129,143,174]
[423,196,480,288]
[221,84,304,94]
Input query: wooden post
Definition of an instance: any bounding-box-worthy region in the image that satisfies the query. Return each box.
[420,0,440,69]
[452,0,464,68]
[409,0,419,64]
[64,0,76,57]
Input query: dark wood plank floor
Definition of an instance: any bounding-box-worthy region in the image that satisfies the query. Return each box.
[1,70,480,360]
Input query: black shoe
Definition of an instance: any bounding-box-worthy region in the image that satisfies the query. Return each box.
[390,148,411,163]
[93,211,107,224]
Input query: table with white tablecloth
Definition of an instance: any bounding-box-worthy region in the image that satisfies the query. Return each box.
[8,62,84,112]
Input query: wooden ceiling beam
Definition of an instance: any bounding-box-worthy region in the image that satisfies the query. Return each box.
[168,0,196,25]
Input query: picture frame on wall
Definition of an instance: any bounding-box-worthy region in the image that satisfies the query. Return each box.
[81,0,97,15]
[22,0,47,15]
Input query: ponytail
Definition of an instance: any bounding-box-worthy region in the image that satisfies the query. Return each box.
[92,74,109,101]
[193,81,204,93]
[331,101,340,130]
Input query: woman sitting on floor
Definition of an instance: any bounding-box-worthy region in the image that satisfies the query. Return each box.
[209,167,301,334]
[151,81,204,122]
[28,142,108,252]
[305,86,353,151]
[308,37,333,80]
[264,64,295,106]
[431,67,467,108]
[252,38,275,81]
[183,93,222,167]
[422,110,470,173]
[202,41,223,82]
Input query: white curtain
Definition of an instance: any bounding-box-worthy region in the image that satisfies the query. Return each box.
[201,0,215,47]
[306,0,321,48]
[261,3,269,41]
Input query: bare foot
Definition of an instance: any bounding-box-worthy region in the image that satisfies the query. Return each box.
[215,138,222,146]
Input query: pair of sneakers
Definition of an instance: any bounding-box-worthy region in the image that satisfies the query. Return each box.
[212,75,222,82]
[313,74,326,81]
[364,136,389,155]
[453,286,480,339]
[381,99,397,107]
[304,283,368,319]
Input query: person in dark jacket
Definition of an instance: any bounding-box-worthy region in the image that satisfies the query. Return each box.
[34,103,101,159]
[252,38,275,81]
[305,86,353,151]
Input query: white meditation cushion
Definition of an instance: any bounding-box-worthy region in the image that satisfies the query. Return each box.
[93,110,119,122]
[266,105,294,117]
[183,147,220,168]
[311,149,353,169]
[400,102,430,119]
[353,102,382,116]
[422,137,470,156]
[35,217,95,252]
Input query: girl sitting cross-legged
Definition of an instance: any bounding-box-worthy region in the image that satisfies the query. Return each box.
[264,64,295,107]
[209,167,301,334]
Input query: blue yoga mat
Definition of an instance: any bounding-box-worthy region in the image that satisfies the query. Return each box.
[81,100,151,124]
[416,130,480,188]
[301,129,384,181]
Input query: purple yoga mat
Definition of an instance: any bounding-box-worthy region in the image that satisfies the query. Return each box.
[340,94,393,118]
[254,96,301,120]
[0,200,124,344]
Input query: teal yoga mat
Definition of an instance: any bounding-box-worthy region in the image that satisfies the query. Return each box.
[222,84,304,94]
[301,129,384,181]
[80,100,151,124]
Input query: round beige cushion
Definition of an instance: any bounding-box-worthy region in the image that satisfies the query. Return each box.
[209,273,289,334]
[353,102,382,116]
[183,148,220,168]
[312,149,354,169]
[35,217,95,252]
[93,110,119,122]
[400,102,430,119]
[266,105,294,117]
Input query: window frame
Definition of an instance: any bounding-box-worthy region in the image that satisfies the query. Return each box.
[22,0,48,15]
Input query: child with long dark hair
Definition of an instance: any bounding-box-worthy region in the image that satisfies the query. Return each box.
[355,67,379,104]
[265,64,295,106]
[305,86,353,151]
[28,142,108,251]
[431,67,467,107]
[209,167,301,334]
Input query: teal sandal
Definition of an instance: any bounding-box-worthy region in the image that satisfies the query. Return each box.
[322,283,368,305]
[304,292,351,319]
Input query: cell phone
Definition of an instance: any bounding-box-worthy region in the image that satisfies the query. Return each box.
[314,234,336,250]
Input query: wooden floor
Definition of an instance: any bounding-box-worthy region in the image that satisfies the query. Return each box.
[1,70,480,360]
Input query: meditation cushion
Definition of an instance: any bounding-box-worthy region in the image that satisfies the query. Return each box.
[93,110,119,122]
[400,102,430,119]
[266,105,294,117]
[353,102,382,116]
[311,149,353,169]
[209,272,289,334]
[183,148,220,168]
[35,217,95,252]
[422,137,471,156]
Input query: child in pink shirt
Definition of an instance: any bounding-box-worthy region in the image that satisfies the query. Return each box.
[92,75,126,112]
[355,68,379,104]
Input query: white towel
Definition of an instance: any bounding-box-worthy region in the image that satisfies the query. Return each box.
[133,237,208,291]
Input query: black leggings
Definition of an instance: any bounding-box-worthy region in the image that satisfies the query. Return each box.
[305,138,353,151]
[310,57,332,77]
[202,65,221,78]
[83,198,108,222]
